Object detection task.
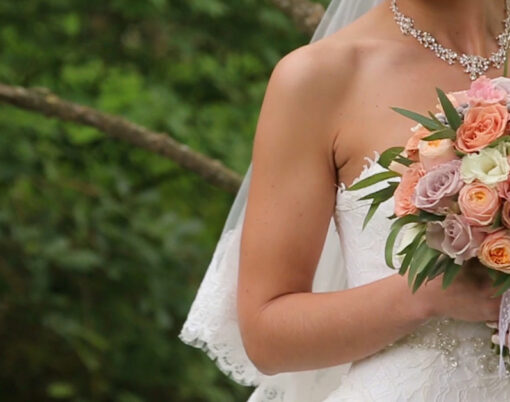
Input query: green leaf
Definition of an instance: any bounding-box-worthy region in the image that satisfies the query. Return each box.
[488,135,510,149]
[362,201,381,230]
[359,182,399,202]
[413,246,440,276]
[436,88,462,131]
[398,227,426,275]
[378,147,405,169]
[385,215,422,269]
[428,111,447,127]
[494,274,510,296]
[391,107,442,131]
[426,256,449,280]
[412,256,440,294]
[422,128,456,141]
[347,171,400,191]
[442,259,462,289]
[393,155,414,167]
[408,240,430,286]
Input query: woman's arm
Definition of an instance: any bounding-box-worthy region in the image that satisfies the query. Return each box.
[237,45,500,376]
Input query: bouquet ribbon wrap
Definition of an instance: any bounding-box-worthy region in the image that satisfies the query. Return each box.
[499,289,510,377]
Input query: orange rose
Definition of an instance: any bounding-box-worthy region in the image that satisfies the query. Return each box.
[404,126,430,161]
[394,163,425,217]
[455,103,508,153]
[478,229,510,273]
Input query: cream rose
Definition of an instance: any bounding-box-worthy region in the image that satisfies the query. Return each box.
[418,139,459,171]
[460,147,510,186]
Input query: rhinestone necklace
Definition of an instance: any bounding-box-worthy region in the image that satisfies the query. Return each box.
[390,0,510,80]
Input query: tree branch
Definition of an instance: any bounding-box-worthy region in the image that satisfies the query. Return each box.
[0,83,243,194]
[269,0,325,35]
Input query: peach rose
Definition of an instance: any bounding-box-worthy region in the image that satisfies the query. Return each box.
[404,125,430,161]
[394,163,425,217]
[503,201,510,229]
[455,103,508,153]
[478,229,510,273]
[418,138,459,171]
[458,182,500,226]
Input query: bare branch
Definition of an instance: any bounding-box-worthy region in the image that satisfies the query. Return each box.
[0,83,243,194]
[269,0,325,35]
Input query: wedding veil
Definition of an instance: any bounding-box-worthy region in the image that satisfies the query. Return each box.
[179,0,383,399]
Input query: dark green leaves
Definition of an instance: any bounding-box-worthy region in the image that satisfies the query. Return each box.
[359,182,400,229]
[377,147,405,169]
[391,107,443,131]
[347,171,400,191]
[441,260,462,289]
[436,88,463,130]
[422,128,456,141]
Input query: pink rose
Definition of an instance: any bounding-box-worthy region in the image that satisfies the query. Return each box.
[467,75,507,106]
[394,163,425,217]
[413,159,464,214]
[458,182,500,226]
[503,201,510,229]
[426,214,485,264]
[418,139,459,171]
[498,178,510,201]
[478,229,510,272]
[455,103,508,153]
[404,126,429,161]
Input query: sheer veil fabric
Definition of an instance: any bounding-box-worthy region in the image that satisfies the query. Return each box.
[178,1,383,400]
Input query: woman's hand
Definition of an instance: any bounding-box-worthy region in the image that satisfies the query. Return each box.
[414,259,501,323]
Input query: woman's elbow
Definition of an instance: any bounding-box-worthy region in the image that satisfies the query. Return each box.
[239,317,282,376]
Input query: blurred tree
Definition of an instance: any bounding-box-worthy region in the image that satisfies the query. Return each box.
[0,0,329,401]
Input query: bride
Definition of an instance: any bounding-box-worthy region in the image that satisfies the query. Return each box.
[179,0,510,400]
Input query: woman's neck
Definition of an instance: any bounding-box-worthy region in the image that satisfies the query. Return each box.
[394,0,506,56]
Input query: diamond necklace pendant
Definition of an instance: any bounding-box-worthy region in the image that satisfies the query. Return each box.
[390,0,510,80]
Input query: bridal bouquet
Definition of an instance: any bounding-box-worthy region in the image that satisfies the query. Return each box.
[347,76,510,364]
[348,76,510,295]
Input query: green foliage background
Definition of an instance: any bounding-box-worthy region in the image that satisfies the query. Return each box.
[0,0,328,400]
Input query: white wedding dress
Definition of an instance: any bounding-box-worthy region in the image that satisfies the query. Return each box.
[180,150,510,401]
[320,153,510,401]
